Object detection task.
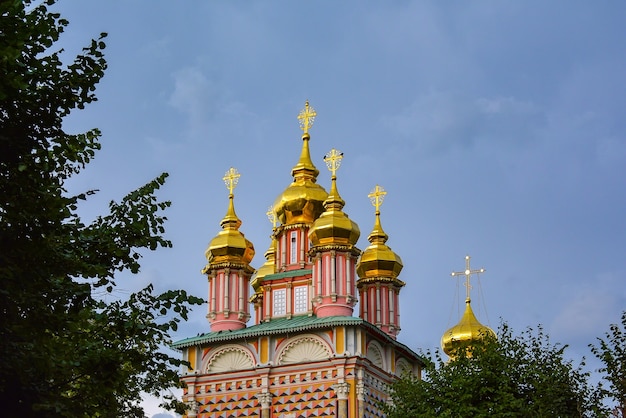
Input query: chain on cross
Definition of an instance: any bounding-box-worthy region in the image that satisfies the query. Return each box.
[223,167,240,195]
[368,185,387,213]
[266,205,277,229]
[324,148,343,177]
[297,100,317,134]
[451,254,486,302]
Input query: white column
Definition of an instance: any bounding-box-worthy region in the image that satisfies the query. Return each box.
[224,268,230,313]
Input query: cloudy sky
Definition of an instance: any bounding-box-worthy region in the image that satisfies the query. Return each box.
[54,1,625,416]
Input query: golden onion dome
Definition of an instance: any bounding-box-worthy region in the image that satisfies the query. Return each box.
[356,186,403,280]
[274,102,328,225]
[274,133,328,225]
[250,238,276,292]
[309,149,360,247]
[203,169,254,272]
[441,299,496,357]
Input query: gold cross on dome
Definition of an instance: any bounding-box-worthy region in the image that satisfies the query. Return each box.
[266,205,277,228]
[324,148,343,176]
[451,254,486,302]
[368,185,387,212]
[297,100,317,134]
[223,167,240,195]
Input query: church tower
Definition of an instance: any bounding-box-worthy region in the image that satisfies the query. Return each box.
[174,102,423,418]
[256,101,329,322]
[202,168,255,332]
[441,255,495,358]
[356,186,405,340]
[308,148,361,317]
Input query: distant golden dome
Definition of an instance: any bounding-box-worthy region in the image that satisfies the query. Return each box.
[441,299,496,357]
[309,149,360,247]
[356,207,403,280]
[274,133,328,225]
[250,238,276,292]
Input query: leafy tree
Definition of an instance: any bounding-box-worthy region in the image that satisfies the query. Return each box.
[383,323,606,418]
[591,311,626,417]
[0,1,203,416]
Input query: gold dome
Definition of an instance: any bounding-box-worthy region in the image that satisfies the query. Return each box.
[441,299,496,357]
[356,186,403,280]
[309,149,360,247]
[203,169,254,272]
[204,194,255,268]
[274,133,328,225]
[274,102,328,225]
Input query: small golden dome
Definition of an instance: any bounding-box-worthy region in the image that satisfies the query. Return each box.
[204,194,255,268]
[309,149,360,247]
[356,186,403,279]
[356,212,403,279]
[251,238,276,292]
[441,299,496,357]
[203,168,254,272]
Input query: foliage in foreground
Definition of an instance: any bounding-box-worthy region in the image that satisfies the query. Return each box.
[383,322,608,418]
[0,1,203,416]
[590,311,626,418]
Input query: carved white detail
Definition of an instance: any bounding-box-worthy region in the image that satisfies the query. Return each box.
[366,341,384,369]
[206,347,254,373]
[278,336,331,365]
[395,357,412,376]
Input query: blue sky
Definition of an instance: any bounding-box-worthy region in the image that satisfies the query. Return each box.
[55,1,625,415]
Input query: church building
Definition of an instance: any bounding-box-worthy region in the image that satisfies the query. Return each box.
[172,101,425,417]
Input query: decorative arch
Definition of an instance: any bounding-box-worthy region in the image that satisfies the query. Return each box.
[204,345,255,373]
[366,341,385,370]
[276,334,332,365]
[395,357,412,376]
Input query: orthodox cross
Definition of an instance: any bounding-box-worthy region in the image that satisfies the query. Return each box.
[266,205,277,229]
[297,100,317,134]
[223,167,240,195]
[451,254,485,302]
[324,148,343,177]
[368,185,387,213]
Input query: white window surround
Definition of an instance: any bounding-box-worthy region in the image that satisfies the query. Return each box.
[294,285,308,313]
[273,288,286,316]
[289,231,297,264]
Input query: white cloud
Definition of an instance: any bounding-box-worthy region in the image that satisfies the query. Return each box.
[167,66,265,146]
[141,391,182,418]
[381,91,543,157]
[551,272,626,345]
[168,67,215,128]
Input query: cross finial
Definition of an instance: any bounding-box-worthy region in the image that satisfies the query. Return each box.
[297,100,317,134]
[223,167,240,195]
[368,185,387,213]
[266,205,277,229]
[451,254,486,302]
[324,148,343,177]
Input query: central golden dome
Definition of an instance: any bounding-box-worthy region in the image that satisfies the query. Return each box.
[274,102,328,225]
[441,299,496,357]
[274,132,328,225]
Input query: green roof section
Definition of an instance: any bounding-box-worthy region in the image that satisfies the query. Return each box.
[261,268,312,281]
[172,315,423,364]
[172,315,362,349]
